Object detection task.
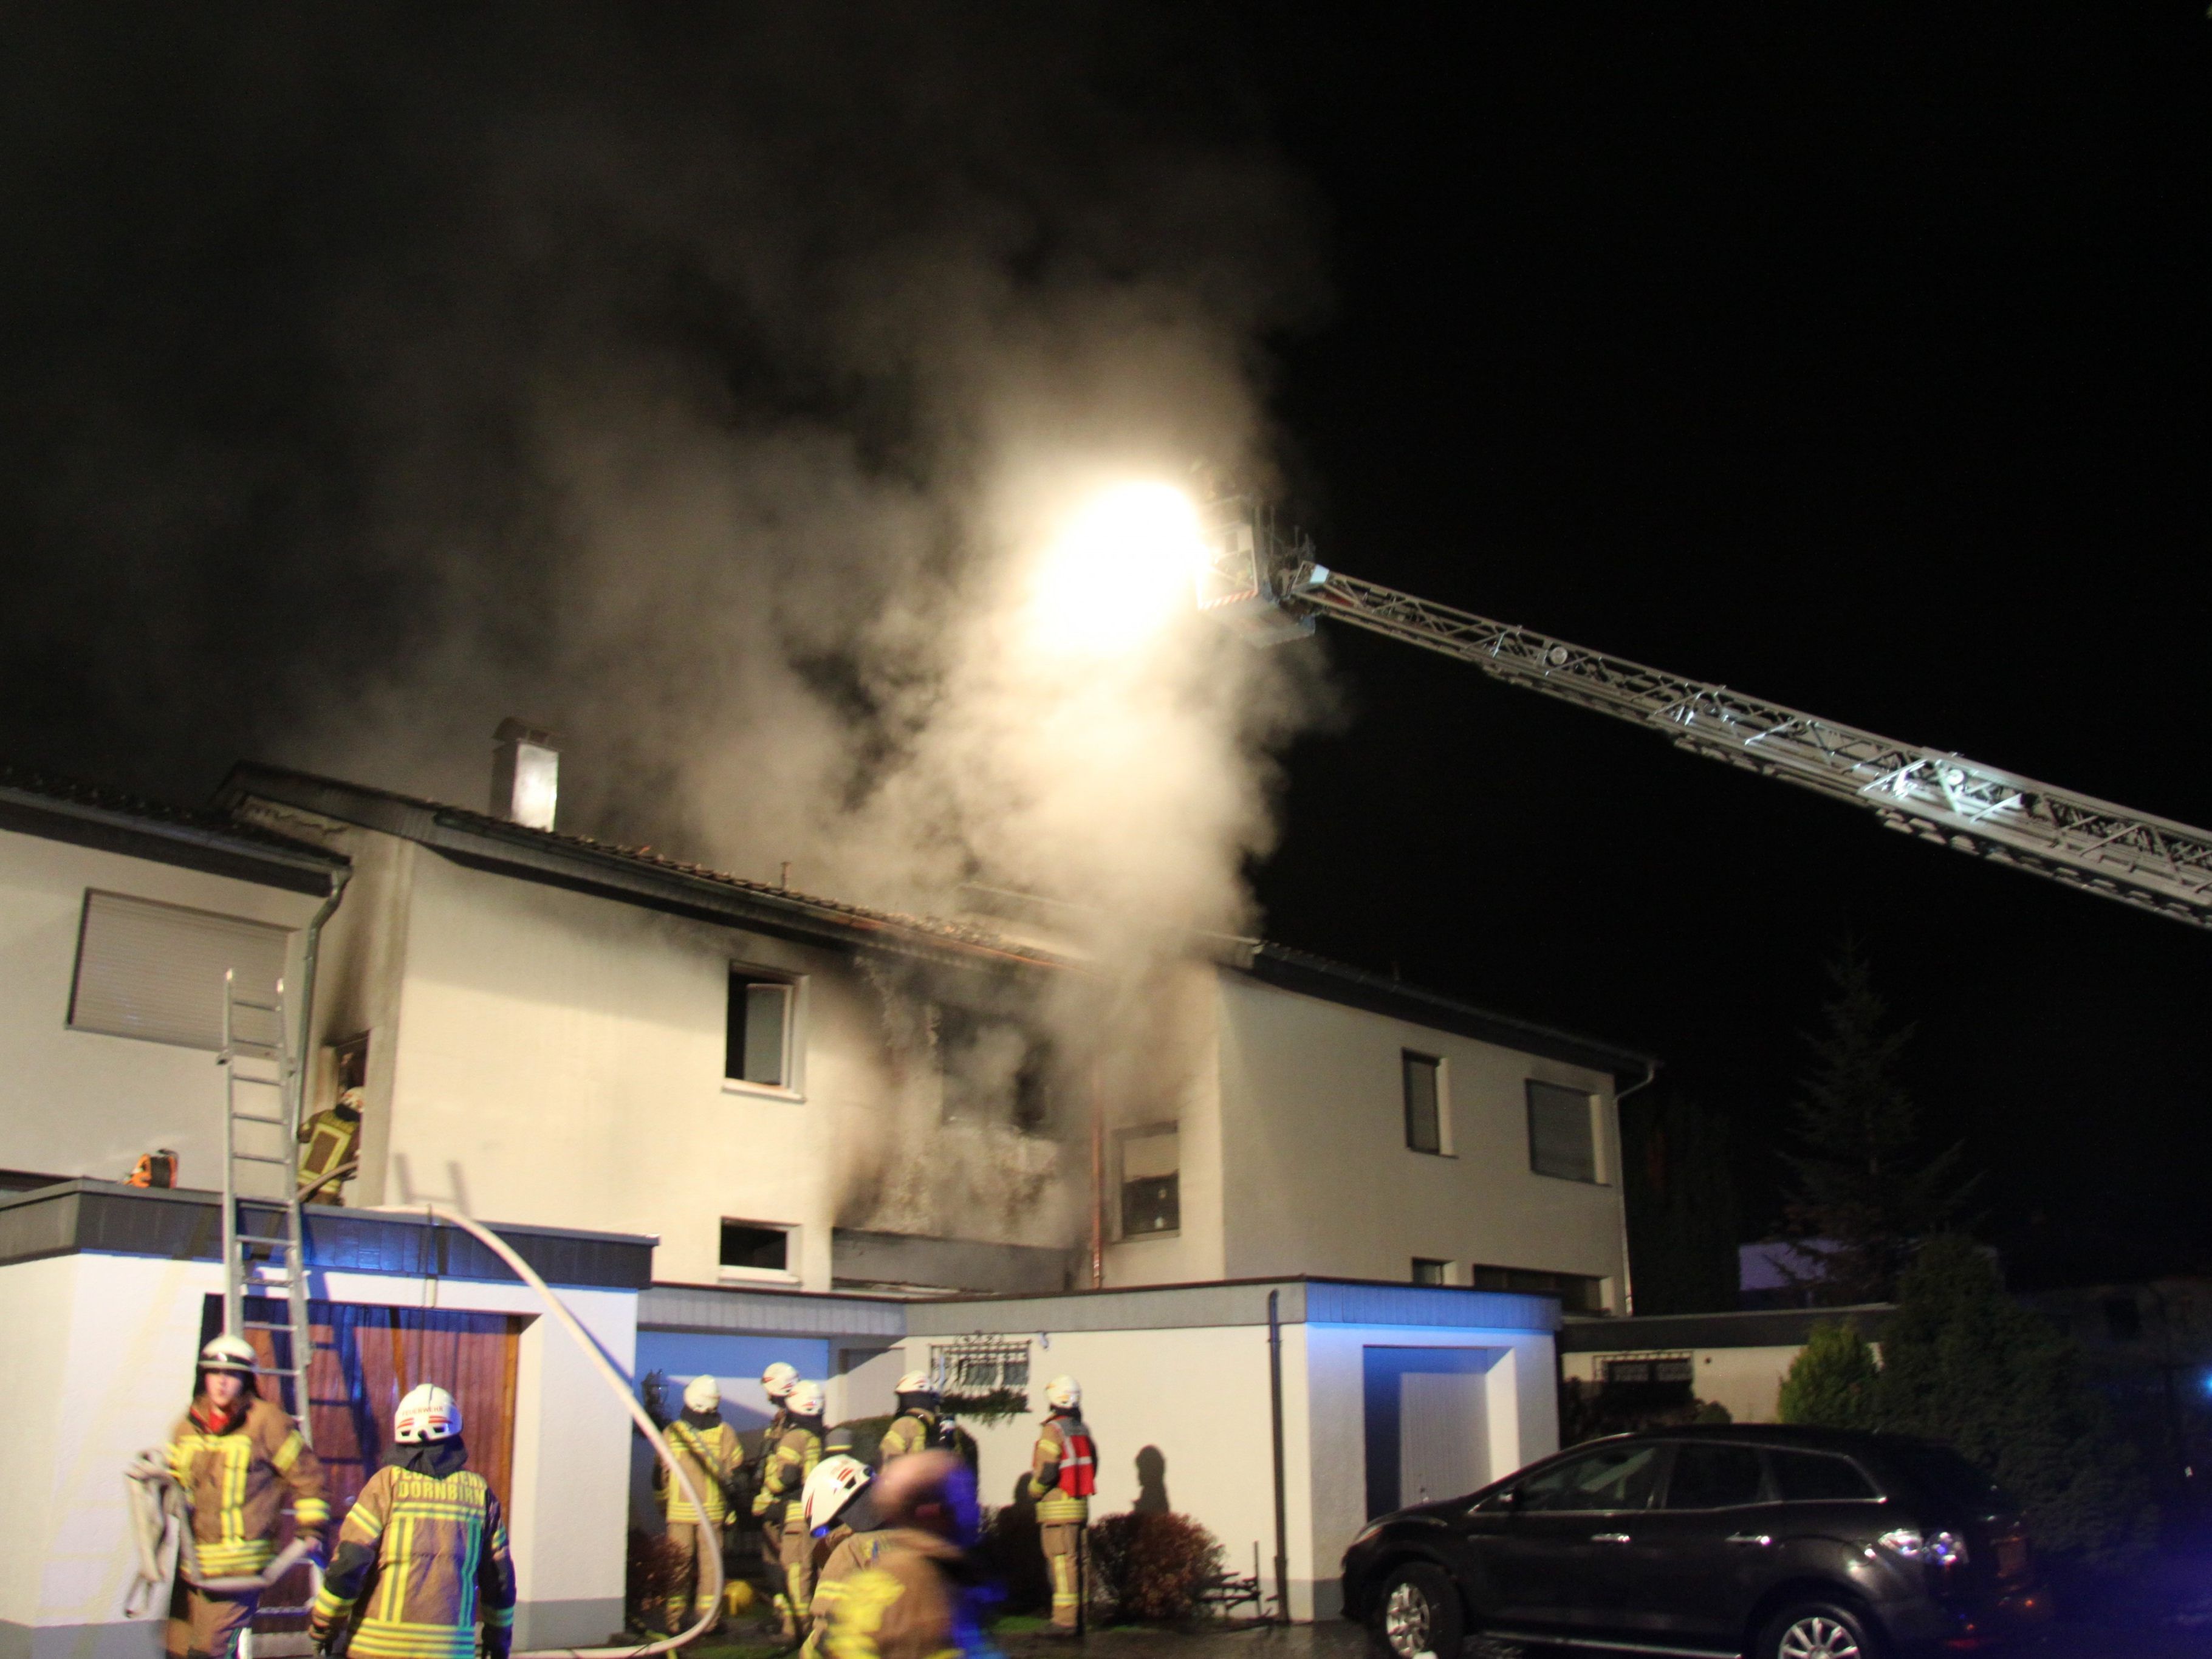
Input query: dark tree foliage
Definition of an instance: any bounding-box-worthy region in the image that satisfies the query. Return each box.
[1775,1321,1880,1431]
[1778,944,1977,1304]
[1878,1237,2154,1570]
[1623,1084,1740,1314]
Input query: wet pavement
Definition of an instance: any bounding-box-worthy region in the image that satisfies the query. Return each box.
[994,1612,2212,1659]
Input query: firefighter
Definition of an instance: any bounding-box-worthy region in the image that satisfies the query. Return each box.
[798,1454,888,1658]
[752,1378,826,1641]
[821,1451,991,1659]
[1025,1375,1094,1632]
[296,1087,364,1205]
[657,1374,742,1635]
[877,1373,943,1464]
[309,1384,516,1659]
[165,1333,329,1659]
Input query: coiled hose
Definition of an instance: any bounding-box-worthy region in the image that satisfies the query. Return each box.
[123,1203,721,1658]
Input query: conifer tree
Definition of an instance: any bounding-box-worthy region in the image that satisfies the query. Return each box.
[1877,1236,2154,1568]
[1778,943,1976,1304]
[1775,1321,1880,1431]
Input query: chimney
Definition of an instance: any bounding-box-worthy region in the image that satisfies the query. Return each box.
[490,718,560,831]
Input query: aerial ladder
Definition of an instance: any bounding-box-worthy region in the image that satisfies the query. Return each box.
[1197,493,2212,931]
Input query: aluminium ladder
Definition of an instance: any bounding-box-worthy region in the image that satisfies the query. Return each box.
[218,969,316,1437]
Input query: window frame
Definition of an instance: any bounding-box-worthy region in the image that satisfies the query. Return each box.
[723,964,805,1100]
[1411,1257,1449,1286]
[716,1217,798,1284]
[1402,1050,1448,1156]
[1525,1077,1601,1183]
[1116,1121,1182,1240]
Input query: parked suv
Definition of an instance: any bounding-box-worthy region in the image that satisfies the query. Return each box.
[1342,1425,2048,1658]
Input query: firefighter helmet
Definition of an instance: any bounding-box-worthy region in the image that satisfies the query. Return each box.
[894,1370,935,1398]
[683,1373,721,1414]
[802,1454,872,1535]
[785,1379,825,1420]
[395,1383,462,1443]
[1044,1374,1081,1411]
[199,1334,258,1375]
[761,1361,800,1401]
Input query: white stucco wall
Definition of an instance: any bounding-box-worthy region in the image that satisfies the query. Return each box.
[0,1251,636,1659]
[1216,973,1626,1299]
[0,827,323,1189]
[1100,961,1227,1287]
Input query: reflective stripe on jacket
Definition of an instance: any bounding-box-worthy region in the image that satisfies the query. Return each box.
[168,1396,329,1573]
[824,1528,988,1659]
[1026,1417,1089,1524]
[313,1466,517,1659]
[878,1412,937,1463]
[760,1424,823,1522]
[662,1419,742,1523]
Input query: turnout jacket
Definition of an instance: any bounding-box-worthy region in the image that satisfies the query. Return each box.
[659,1414,742,1524]
[311,1461,516,1659]
[753,1423,823,1528]
[877,1411,939,1463]
[1025,1415,1092,1525]
[167,1395,329,1575]
[823,1529,991,1659]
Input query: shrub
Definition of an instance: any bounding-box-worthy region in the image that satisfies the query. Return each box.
[625,1527,682,1629]
[1559,1378,1732,1446]
[1777,1322,1881,1430]
[1085,1511,1224,1623]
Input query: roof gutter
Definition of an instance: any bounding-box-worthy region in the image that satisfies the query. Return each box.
[1610,1058,1660,1318]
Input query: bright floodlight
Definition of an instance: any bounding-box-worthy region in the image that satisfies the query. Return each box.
[1027,481,1207,655]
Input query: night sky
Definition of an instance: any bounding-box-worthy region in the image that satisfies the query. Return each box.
[4,7,2208,1286]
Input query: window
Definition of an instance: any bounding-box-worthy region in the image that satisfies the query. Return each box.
[1526,1079,1598,1182]
[1514,1443,1665,1513]
[1663,1443,1767,1510]
[719,1220,792,1274]
[929,1337,1030,1413]
[1120,1124,1180,1236]
[1473,1263,1605,1313]
[1771,1449,1880,1503]
[1403,1052,1442,1154]
[1411,1258,1448,1286]
[1603,1355,1694,1386]
[69,891,290,1052]
[937,1006,1053,1133]
[726,971,794,1088]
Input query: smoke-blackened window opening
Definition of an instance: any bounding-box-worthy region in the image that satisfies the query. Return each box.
[933,1004,1054,1134]
[1473,1262,1605,1314]
[929,1336,1030,1420]
[719,1219,793,1276]
[1118,1122,1179,1238]
[1411,1257,1448,1286]
[1526,1079,1598,1182]
[727,969,796,1089]
[1403,1052,1444,1154]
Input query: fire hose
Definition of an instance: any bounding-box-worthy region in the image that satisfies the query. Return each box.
[123,1203,722,1658]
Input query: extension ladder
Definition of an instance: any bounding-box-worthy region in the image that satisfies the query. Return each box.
[219,968,315,1435]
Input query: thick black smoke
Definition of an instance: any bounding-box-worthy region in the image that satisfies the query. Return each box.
[0,3,1324,917]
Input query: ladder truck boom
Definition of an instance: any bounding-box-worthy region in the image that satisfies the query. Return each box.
[1197,494,2212,931]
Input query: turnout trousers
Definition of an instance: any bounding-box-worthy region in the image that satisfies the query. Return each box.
[1040,1521,1082,1629]
[165,1577,259,1659]
[665,1520,722,1632]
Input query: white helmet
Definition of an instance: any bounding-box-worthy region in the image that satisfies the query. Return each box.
[395,1383,462,1443]
[683,1374,721,1414]
[786,1379,825,1419]
[199,1334,258,1376]
[1044,1375,1080,1411]
[801,1454,872,1535]
[895,1371,935,1398]
[761,1361,800,1401]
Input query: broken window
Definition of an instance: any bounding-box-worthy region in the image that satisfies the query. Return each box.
[719,1219,792,1274]
[936,1005,1053,1134]
[1403,1052,1443,1154]
[726,971,794,1087]
[1526,1079,1597,1182]
[1120,1123,1180,1236]
[69,891,290,1052]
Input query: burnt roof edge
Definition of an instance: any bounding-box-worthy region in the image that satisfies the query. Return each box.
[1,778,346,897]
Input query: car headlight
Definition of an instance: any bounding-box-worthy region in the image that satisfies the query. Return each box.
[1878,1528,1968,1566]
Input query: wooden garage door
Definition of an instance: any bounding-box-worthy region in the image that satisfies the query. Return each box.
[208,1298,525,1641]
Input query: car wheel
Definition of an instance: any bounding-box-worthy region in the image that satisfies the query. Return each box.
[1757,1600,1883,1659]
[1371,1562,1465,1659]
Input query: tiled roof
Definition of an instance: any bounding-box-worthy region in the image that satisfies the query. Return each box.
[0,764,350,873]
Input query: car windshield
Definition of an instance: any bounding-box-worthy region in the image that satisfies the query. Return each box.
[1887,1443,2015,1513]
